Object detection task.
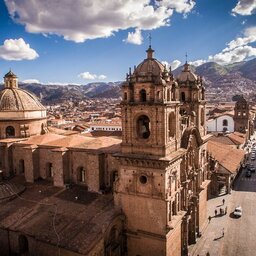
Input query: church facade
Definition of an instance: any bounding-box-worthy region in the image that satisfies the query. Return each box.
[0,47,211,256]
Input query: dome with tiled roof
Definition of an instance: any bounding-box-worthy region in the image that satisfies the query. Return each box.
[134,46,165,77]
[0,70,47,139]
[177,62,198,82]
[0,88,45,111]
[0,71,46,119]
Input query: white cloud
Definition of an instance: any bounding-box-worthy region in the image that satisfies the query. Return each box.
[78,72,107,80]
[190,26,256,66]
[189,59,206,67]
[0,38,38,61]
[232,0,256,15]
[4,0,195,43]
[244,26,256,37]
[209,45,256,64]
[98,75,107,80]
[162,60,181,70]
[22,79,40,84]
[159,0,195,14]
[124,29,143,45]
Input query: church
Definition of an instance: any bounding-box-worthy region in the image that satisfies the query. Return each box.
[0,46,211,256]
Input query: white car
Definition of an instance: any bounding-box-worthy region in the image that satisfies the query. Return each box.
[234,206,242,217]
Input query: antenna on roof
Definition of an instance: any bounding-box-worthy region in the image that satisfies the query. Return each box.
[185,52,188,63]
[148,33,152,48]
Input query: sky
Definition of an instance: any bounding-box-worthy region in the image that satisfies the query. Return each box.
[0,0,256,84]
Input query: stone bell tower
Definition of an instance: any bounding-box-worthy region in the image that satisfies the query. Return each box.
[176,62,206,137]
[233,95,249,133]
[121,45,181,157]
[114,47,185,256]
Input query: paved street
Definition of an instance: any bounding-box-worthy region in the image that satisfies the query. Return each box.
[189,141,256,256]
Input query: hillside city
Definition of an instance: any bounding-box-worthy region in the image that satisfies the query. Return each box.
[1,0,256,256]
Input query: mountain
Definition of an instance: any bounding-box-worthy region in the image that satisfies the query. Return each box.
[172,58,256,100]
[0,58,255,103]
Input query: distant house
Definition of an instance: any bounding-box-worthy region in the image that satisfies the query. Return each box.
[208,140,245,195]
[207,114,234,133]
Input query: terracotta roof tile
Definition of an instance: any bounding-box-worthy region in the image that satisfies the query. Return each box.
[208,141,245,173]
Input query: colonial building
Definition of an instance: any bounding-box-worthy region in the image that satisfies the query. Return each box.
[114,47,210,256]
[0,47,211,256]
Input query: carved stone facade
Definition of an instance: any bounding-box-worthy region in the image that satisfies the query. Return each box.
[114,47,210,256]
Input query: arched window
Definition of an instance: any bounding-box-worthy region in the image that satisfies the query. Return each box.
[137,115,150,139]
[157,91,161,100]
[6,126,15,137]
[105,226,123,256]
[169,112,176,137]
[181,92,186,102]
[124,92,127,101]
[78,167,86,183]
[19,235,29,254]
[201,109,205,126]
[167,89,171,101]
[139,89,147,102]
[223,119,228,126]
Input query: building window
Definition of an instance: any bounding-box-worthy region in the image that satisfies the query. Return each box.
[46,163,53,179]
[181,92,186,102]
[19,235,29,254]
[139,175,147,184]
[139,89,147,102]
[167,89,171,101]
[157,91,161,100]
[169,112,176,137]
[19,159,25,174]
[201,109,205,126]
[6,126,15,137]
[124,92,127,101]
[137,115,150,139]
[223,119,228,126]
[78,167,86,183]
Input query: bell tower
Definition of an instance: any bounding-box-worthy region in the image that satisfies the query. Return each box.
[233,95,249,133]
[176,62,206,137]
[114,47,186,256]
[121,46,180,157]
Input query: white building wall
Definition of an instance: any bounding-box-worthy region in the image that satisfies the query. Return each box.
[207,115,234,133]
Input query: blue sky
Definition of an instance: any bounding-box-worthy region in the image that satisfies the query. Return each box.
[0,0,255,84]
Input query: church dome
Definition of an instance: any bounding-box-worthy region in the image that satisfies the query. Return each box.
[134,46,165,77]
[177,62,198,82]
[0,88,45,111]
[0,70,46,121]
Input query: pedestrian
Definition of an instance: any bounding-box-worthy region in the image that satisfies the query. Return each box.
[208,216,211,223]
[222,198,225,205]
[215,209,217,216]
[220,208,222,215]
[206,252,210,256]
[222,228,225,237]
[225,206,227,215]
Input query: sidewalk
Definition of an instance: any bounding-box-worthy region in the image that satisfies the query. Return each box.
[188,193,232,256]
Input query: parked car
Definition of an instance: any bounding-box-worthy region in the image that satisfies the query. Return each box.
[248,165,256,172]
[233,206,242,217]
[246,170,252,177]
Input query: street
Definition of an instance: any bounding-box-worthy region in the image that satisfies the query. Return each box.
[222,167,256,256]
[190,144,256,256]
